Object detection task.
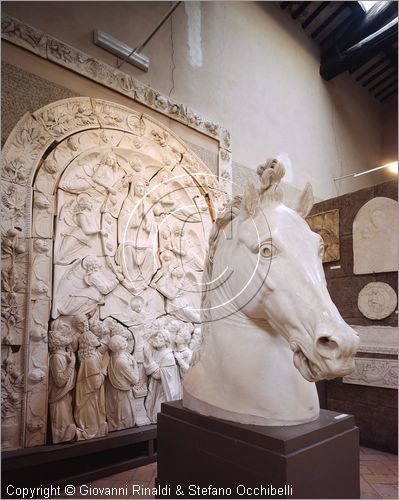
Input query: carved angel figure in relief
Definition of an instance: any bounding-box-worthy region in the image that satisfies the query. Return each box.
[91,152,128,214]
[53,256,118,318]
[170,225,204,272]
[153,250,185,300]
[152,171,177,217]
[61,152,128,213]
[143,324,181,423]
[116,178,158,294]
[56,193,106,264]
[48,321,77,444]
[74,315,108,440]
[83,255,119,295]
[106,335,139,431]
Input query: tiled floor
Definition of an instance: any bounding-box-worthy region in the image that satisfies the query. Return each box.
[68,446,397,499]
[359,446,398,499]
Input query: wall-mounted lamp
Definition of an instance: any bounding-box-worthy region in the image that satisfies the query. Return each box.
[333,161,398,181]
[94,1,181,72]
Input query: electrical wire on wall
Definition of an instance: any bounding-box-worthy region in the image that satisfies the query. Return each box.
[169,3,176,98]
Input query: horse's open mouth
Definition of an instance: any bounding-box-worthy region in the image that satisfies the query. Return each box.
[293,349,319,382]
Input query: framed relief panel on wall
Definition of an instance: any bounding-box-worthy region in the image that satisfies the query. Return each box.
[306,209,340,263]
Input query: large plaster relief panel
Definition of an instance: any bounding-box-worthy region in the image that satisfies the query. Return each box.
[353,197,398,275]
[1,97,228,450]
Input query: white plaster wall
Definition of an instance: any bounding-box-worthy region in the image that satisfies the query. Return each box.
[381,99,398,165]
[2,1,396,200]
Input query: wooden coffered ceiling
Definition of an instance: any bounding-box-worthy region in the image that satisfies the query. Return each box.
[280,1,398,102]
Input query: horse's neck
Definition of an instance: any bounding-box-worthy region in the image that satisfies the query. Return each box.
[193,309,319,424]
[201,311,290,371]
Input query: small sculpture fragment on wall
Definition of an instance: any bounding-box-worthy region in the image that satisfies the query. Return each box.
[306,209,340,263]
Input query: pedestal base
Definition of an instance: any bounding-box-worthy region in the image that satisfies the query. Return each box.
[157,400,360,499]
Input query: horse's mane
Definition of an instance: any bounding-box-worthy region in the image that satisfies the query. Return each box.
[203,158,285,314]
[201,195,243,322]
[191,158,285,364]
[189,196,242,365]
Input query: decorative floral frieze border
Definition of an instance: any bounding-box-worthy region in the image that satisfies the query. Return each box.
[343,357,398,389]
[351,325,398,355]
[1,14,232,195]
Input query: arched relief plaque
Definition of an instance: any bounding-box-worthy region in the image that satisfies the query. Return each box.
[353,197,398,275]
[1,97,228,450]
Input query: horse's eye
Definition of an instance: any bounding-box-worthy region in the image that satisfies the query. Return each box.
[318,240,324,259]
[260,242,276,259]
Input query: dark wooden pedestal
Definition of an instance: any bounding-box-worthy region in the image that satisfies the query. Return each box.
[157,401,360,499]
[2,425,157,498]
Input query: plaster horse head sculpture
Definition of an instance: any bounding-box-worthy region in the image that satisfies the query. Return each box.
[183,158,359,426]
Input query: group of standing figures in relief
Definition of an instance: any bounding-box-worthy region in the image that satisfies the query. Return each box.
[47,149,210,444]
[48,313,199,443]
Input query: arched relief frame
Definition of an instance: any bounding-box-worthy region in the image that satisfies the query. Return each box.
[1,14,233,196]
[1,97,226,450]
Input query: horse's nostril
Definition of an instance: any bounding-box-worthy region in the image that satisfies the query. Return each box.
[317,336,339,351]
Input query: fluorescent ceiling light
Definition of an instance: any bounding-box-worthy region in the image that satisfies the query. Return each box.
[358,1,379,13]
[334,161,398,181]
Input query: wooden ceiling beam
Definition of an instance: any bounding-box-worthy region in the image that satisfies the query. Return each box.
[319,10,356,47]
[380,88,398,102]
[292,2,311,20]
[355,57,387,80]
[311,3,348,39]
[369,71,398,92]
[302,2,330,29]
[383,43,398,68]
[374,78,398,98]
[320,19,398,80]
[332,2,398,53]
[362,63,393,86]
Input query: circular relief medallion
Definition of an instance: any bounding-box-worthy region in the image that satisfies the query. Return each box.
[358,282,397,320]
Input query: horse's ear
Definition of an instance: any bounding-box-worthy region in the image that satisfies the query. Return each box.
[242,181,260,218]
[296,182,314,218]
